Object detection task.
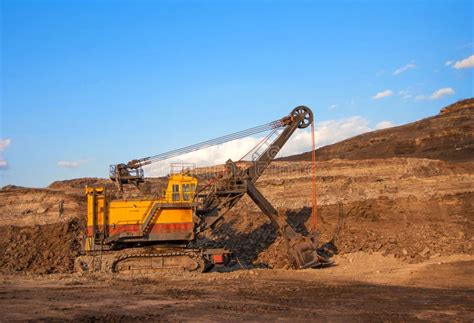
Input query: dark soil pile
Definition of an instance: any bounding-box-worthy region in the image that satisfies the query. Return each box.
[196,193,473,269]
[276,202,471,268]
[0,218,84,274]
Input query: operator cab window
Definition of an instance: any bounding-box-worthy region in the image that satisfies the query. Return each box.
[182,184,190,201]
[172,184,180,201]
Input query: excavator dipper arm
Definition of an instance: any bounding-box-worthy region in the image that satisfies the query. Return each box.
[246,180,297,239]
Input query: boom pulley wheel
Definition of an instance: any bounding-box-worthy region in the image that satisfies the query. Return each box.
[292,106,313,129]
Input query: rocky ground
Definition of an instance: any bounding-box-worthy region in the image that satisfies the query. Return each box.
[0,253,472,321]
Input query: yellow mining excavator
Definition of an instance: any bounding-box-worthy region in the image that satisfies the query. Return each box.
[76,106,336,273]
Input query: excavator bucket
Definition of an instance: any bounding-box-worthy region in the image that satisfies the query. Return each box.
[287,235,335,269]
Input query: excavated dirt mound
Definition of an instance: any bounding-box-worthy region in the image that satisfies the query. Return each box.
[194,191,473,269]
[257,204,473,269]
[0,218,84,274]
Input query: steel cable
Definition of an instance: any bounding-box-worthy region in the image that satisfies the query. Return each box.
[310,120,318,232]
[138,119,284,166]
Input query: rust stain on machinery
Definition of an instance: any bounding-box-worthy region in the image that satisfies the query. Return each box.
[76,106,336,273]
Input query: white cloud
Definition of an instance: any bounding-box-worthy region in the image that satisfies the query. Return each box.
[393,63,416,75]
[415,87,455,101]
[144,116,392,177]
[453,54,474,69]
[0,139,11,170]
[398,90,412,100]
[375,121,395,129]
[328,104,337,111]
[445,60,453,66]
[57,160,87,168]
[0,139,11,152]
[430,87,455,99]
[311,117,373,148]
[372,90,393,100]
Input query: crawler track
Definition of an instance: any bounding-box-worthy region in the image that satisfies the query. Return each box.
[111,250,209,273]
[75,247,228,274]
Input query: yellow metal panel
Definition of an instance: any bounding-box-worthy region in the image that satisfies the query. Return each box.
[108,200,193,225]
[155,209,193,224]
[86,187,105,226]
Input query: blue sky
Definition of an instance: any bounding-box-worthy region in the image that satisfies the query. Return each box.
[1,0,473,187]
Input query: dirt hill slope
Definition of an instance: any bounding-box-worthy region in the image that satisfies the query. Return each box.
[280,98,474,162]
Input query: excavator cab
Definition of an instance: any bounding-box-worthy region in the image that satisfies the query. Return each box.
[164,173,197,202]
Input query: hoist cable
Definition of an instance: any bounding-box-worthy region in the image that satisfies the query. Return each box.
[310,120,318,232]
[138,119,285,167]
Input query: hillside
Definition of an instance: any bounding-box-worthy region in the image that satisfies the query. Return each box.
[280,98,474,162]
